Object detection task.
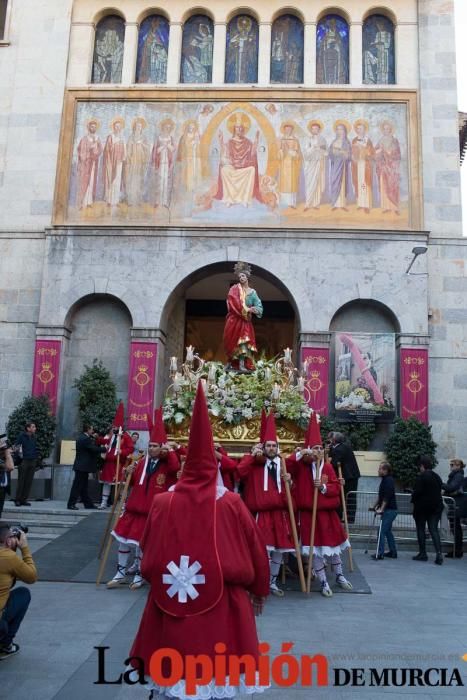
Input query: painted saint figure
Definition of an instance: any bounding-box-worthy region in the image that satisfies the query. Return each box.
[225,15,258,83]
[363,16,394,85]
[317,16,349,85]
[351,119,375,213]
[125,117,149,207]
[278,121,302,208]
[181,18,213,83]
[76,118,103,209]
[329,121,352,211]
[92,16,125,83]
[223,262,263,372]
[375,120,401,214]
[177,120,201,193]
[215,112,262,207]
[151,118,176,208]
[137,16,169,84]
[103,117,126,207]
[303,120,327,211]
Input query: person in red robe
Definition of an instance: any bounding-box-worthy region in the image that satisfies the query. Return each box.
[76,118,103,209]
[129,382,270,698]
[215,113,263,206]
[287,413,353,597]
[97,402,134,509]
[237,413,294,597]
[223,261,263,372]
[214,443,238,491]
[107,408,179,590]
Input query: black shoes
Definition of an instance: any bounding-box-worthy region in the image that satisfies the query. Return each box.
[14,501,31,506]
[384,551,398,558]
[371,554,384,560]
[84,504,96,509]
[445,551,463,559]
[435,553,443,565]
[412,553,428,561]
[67,505,79,511]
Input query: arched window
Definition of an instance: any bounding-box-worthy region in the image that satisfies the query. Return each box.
[316,14,349,84]
[91,15,125,84]
[180,14,214,83]
[0,0,8,41]
[363,14,395,84]
[136,15,170,84]
[225,14,258,83]
[270,14,304,84]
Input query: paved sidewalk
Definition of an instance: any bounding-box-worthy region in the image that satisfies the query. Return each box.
[1,551,466,700]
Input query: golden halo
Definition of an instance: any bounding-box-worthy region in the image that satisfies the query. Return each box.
[280,121,296,135]
[333,119,351,134]
[380,119,395,133]
[182,119,199,132]
[307,119,324,132]
[237,15,252,33]
[226,112,251,134]
[132,116,147,131]
[159,118,175,132]
[86,117,100,130]
[110,116,125,130]
[353,118,369,132]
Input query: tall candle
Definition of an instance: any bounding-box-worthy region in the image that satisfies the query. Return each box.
[170,357,178,372]
[284,347,292,363]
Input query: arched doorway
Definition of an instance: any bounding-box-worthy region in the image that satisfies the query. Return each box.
[61,294,133,437]
[159,263,299,391]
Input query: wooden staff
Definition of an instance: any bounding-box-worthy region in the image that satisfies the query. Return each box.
[97,479,124,560]
[113,427,123,505]
[306,483,319,594]
[280,457,306,594]
[96,468,133,587]
[338,461,354,572]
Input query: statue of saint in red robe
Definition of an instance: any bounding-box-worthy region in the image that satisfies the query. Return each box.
[223,263,263,371]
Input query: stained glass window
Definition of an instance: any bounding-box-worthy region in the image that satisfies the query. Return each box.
[363,15,395,85]
[180,15,214,84]
[225,14,258,83]
[91,15,125,84]
[316,15,349,85]
[136,15,170,84]
[270,14,304,84]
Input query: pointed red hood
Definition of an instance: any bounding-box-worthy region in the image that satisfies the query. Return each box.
[150,381,223,617]
[150,407,167,444]
[113,401,125,429]
[260,408,267,443]
[263,412,278,444]
[304,411,322,448]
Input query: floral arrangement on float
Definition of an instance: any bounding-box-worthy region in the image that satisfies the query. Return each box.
[163,347,312,435]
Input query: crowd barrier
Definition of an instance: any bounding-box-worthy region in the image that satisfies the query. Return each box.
[345,491,466,555]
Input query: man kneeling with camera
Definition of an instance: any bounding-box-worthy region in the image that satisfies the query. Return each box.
[0,523,37,659]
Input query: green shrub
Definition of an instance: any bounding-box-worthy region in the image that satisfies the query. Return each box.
[6,395,56,460]
[72,359,118,434]
[320,416,376,451]
[384,418,437,488]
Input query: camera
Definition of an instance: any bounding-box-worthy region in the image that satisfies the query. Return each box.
[10,524,29,538]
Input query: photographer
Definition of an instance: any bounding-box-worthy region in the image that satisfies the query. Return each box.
[0,436,14,518]
[67,424,107,511]
[0,523,37,659]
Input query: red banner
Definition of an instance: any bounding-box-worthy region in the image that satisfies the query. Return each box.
[400,348,429,424]
[127,342,157,430]
[32,340,62,413]
[301,347,330,415]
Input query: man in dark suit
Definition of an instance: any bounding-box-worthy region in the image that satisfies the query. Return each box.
[67,424,106,511]
[330,432,361,523]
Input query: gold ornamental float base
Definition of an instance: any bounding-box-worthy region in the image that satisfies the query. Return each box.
[168,416,305,455]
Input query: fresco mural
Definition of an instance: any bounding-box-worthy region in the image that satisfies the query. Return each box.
[91,15,125,84]
[316,15,349,84]
[136,15,170,84]
[270,14,304,84]
[62,98,414,229]
[225,15,259,83]
[363,15,395,85]
[180,15,214,83]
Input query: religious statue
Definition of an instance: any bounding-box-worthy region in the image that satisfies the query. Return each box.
[223,262,263,372]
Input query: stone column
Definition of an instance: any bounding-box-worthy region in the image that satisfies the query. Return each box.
[121,22,139,85]
[303,22,316,85]
[167,21,182,85]
[350,22,362,86]
[66,22,95,85]
[212,22,227,85]
[396,22,419,87]
[258,22,271,85]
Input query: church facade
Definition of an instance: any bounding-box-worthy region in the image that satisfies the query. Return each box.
[0,0,465,467]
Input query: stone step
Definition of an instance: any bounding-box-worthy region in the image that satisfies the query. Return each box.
[2,505,92,523]
[8,519,77,536]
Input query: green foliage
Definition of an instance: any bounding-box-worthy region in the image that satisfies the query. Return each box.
[72,359,118,433]
[384,418,437,488]
[320,416,376,451]
[6,395,56,460]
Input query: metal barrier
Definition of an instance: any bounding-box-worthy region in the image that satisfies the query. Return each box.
[345,491,463,553]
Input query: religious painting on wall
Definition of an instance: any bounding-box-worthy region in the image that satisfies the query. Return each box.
[334,333,396,422]
[56,92,420,230]
[180,15,213,83]
[270,14,304,84]
[91,15,125,84]
[225,15,258,83]
[363,15,395,85]
[136,15,170,84]
[316,15,349,84]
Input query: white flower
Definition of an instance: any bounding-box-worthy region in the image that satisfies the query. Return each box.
[162,555,205,603]
[242,407,253,419]
[174,412,185,424]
